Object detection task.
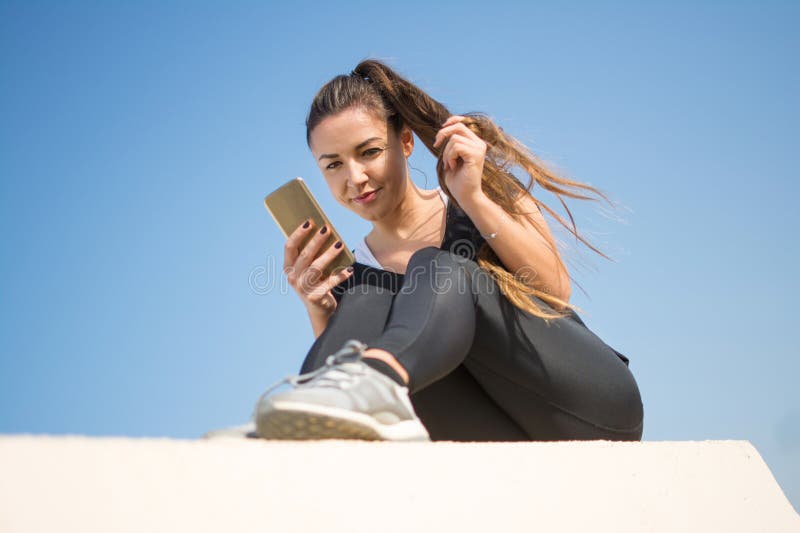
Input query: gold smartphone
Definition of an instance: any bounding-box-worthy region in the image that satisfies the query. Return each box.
[263,177,355,279]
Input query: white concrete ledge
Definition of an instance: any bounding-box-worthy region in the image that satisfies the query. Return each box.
[0,436,797,532]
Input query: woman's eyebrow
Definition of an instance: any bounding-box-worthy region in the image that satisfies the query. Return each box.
[318,136,384,161]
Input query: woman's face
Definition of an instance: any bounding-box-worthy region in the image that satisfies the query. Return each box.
[308,106,413,222]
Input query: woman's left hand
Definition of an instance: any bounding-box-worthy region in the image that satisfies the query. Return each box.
[433,115,488,206]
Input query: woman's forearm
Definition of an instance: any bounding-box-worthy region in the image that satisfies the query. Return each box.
[459,191,571,302]
[306,306,333,339]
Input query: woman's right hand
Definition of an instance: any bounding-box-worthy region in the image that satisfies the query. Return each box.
[283,219,354,317]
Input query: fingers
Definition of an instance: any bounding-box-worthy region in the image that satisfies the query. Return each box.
[441,115,466,128]
[442,138,464,172]
[442,136,487,172]
[282,218,355,316]
[298,252,355,314]
[283,218,314,275]
[434,116,489,173]
[303,264,353,314]
[291,222,331,280]
[313,263,355,296]
[307,294,336,314]
[306,237,348,283]
[284,220,353,290]
[433,118,480,147]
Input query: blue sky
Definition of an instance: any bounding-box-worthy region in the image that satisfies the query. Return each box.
[1,0,797,511]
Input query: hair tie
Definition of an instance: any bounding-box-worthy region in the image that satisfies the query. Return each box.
[350,69,370,82]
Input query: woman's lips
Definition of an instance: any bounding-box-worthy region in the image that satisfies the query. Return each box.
[352,188,381,204]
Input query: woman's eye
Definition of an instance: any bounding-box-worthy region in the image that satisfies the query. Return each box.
[325,149,381,170]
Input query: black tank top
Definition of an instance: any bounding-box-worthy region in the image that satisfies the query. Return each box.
[332,198,486,301]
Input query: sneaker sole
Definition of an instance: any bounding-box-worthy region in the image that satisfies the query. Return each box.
[255,400,431,442]
[200,426,259,440]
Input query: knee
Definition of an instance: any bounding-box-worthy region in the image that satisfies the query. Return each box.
[407,246,444,267]
[408,246,478,273]
[404,247,476,297]
[406,247,470,282]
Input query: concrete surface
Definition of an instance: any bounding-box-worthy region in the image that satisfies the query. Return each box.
[0,435,797,533]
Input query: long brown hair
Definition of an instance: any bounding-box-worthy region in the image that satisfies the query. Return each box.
[306,58,615,321]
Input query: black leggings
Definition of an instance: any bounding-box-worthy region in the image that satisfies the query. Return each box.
[300,247,644,442]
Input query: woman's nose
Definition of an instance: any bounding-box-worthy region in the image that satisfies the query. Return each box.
[345,164,369,187]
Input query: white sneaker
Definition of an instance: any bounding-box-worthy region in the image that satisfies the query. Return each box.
[253,340,430,441]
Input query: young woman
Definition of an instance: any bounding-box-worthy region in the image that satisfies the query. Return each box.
[249,59,643,442]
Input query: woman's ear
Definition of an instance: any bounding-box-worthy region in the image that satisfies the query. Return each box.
[401,125,414,158]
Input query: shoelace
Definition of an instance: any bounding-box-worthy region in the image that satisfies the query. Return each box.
[250,340,368,419]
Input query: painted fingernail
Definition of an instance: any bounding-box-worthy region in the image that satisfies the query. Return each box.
[302,220,310,229]
[334,241,342,249]
[346,266,354,272]
[319,225,327,234]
